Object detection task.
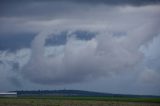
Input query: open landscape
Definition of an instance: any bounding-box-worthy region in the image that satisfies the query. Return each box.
[0,96,160,106]
[0,90,160,106]
[1,0,160,106]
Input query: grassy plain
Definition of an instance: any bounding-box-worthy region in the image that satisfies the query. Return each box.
[0,96,160,106]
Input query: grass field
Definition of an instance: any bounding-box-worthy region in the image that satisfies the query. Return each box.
[0,96,160,106]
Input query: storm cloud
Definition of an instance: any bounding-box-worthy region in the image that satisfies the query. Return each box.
[0,0,160,95]
[22,18,160,84]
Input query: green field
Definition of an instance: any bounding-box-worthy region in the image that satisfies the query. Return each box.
[0,96,160,106]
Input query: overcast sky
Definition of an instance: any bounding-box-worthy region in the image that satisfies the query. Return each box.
[0,0,160,95]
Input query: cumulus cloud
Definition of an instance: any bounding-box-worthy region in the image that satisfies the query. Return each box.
[0,0,160,95]
[22,14,160,85]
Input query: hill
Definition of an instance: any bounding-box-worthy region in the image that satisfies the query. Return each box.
[12,90,160,98]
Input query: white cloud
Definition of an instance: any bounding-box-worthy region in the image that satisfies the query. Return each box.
[0,3,160,95]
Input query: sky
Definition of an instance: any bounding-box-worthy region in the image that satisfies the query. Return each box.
[0,0,160,95]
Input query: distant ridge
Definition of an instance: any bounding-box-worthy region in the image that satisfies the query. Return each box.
[12,90,160,98]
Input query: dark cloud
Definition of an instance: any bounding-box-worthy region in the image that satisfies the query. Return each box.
[0,0,160,95]
[1,0,160,6]
[0,60,3,64]
[70,0,160,6]
[9,77,22,87]
[0,0,160,18]
[0,0,74,19]
[12,62,19,72]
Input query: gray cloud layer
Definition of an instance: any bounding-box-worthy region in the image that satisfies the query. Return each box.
[1,0,160,18]
[1,0,160,51]
[22,19,160,85]
[0,0,160,95]
[69,0,160,6]
[1,0,160,6]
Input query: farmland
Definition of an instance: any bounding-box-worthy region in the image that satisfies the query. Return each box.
[0,96,160,106]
